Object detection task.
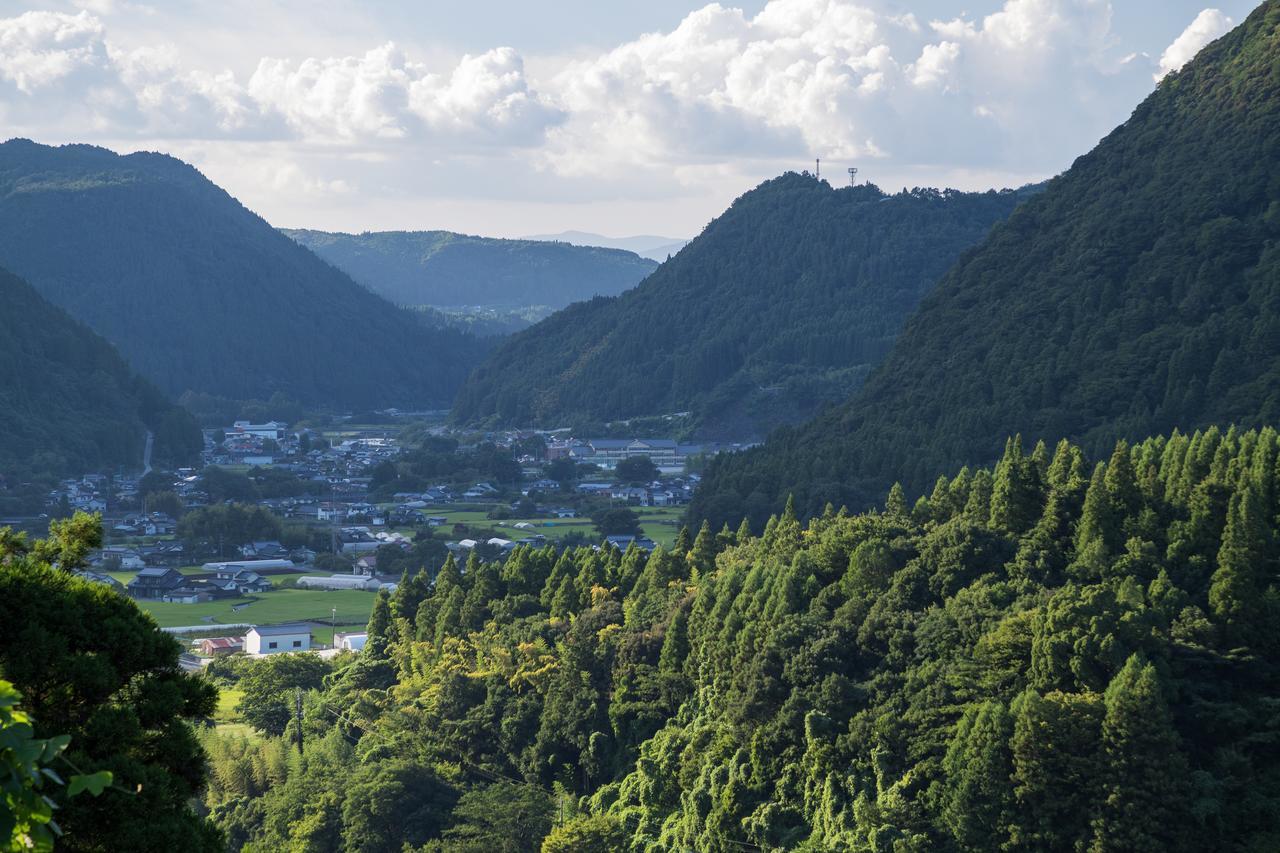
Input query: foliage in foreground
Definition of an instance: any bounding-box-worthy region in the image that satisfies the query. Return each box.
[0,518,221,852]
[203,425,1280,851]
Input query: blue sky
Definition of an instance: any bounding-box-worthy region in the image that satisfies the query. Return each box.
[0,1,1264,237]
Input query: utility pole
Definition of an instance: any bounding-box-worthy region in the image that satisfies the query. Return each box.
[330,478,338,557]
[294,688,304,755]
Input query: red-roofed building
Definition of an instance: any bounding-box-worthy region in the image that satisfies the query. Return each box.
[199,637,244,656]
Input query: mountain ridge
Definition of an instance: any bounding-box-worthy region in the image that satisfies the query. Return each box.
[0,265,200,476]
[690,1,1280,529]
[453,174,1037,438]
[0,139,484,409]
[284,228,658,310]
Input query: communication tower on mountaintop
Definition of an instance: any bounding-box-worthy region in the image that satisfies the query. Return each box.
[848,167,858,187]
[815,158,820,180]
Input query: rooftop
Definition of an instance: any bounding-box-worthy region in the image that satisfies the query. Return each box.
[249,622,312,636]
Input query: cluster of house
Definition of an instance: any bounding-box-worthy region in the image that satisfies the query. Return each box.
[119,559,294,604]
[565,476,699,507]
[205,420,293,466]
[202,421,404,477]
[49,474,121,514]
[544,437,706,471]
[111,511,177,537]
[89,540,187,571]
[196,625,368,657]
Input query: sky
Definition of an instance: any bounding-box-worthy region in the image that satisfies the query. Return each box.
[0,0,1263,239]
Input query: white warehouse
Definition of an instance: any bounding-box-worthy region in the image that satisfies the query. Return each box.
[295,575,381,591]
[245,623,312,655]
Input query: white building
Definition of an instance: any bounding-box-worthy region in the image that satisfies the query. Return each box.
[295,575,380,591]
[232,420,288,441]
[245,623,312,654]
[203,559,295,574]
[334,631,368,652]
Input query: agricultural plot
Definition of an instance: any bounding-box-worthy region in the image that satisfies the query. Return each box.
[135,587,378,629]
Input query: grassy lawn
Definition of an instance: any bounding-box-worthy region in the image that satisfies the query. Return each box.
[410,504,688,549]
[135,587,379,629]
[214,688,244,723]
[210,687,261,739]
[311,623,367,647]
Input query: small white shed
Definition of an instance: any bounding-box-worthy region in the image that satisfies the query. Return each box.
[245,623,312,654]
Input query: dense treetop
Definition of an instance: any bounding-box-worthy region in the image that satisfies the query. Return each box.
[452,174,1034,438]
[196,425,1280,851]
[0,267,199,476]
[0,515,221,851]
[692,2,1280,527]
[284,229,657,309]
[0,140,485,408]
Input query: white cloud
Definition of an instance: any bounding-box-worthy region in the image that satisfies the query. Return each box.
[541,0,1149,179]
[0,10,560,146]
[0,1,1206,235]
[248,45,421,141]
[909,40,959,88]
[0,10,109,93]
[1156,8,1232,80]
[406,47,563,145]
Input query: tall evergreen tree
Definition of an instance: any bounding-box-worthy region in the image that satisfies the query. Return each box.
[942,700,1014,852]
[1208,476,1272,640]
[365,590,392,659]
[1071,463,1115,580]
[1090,655,1191,852]
[1009,689,1103,852]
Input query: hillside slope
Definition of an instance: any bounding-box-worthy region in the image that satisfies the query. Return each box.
[692,1,1280,528]
[199,425,1280,851]
[285,229,658,309]
[0,141,484,408]
[453,175,1033,437]
[0,267,200,475]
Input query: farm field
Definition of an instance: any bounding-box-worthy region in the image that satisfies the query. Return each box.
[407,505,686,549]
[135,587,379,629]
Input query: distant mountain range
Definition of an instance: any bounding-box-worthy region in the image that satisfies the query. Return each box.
[453,174,1036,437]
[0,267,200,476]
[691,1,1280,528]
[0,140,483,410]
[285,229,658,311]
[522,231,689,262]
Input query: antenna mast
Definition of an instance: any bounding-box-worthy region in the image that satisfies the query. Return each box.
[815,158,820,181]
[848,167,858,187]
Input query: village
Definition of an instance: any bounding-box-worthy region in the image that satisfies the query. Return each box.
[33,414,751,666]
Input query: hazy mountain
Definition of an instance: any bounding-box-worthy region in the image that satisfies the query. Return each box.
[454,173,1035,437]
[522,230,690,262]
[0,140,484,409]
[692,2,1280,529]
[285,228,658,310]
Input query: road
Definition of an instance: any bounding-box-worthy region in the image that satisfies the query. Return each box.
[142,430,154,475]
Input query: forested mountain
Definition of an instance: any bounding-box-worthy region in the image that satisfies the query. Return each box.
[0,267,199,475]
[452,175,1034,437]
[0,140,484,408]
[197,426,1280,850]
[284,228,657,309]
[693,2,1280,527]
